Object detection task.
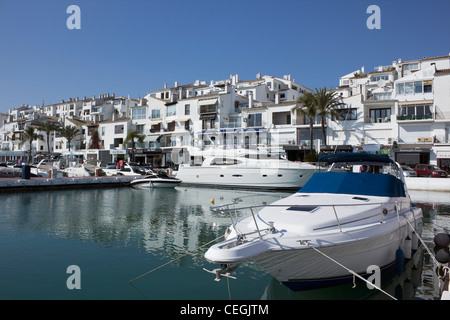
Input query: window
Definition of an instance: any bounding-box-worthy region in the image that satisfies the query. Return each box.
[185,104,190,115]
[414,81,422,94]
[199,103,217,114]
[248,113,262,127]
[166,105,176,117]
[396,80,432,95]
[371,75,389,82]
[369,108,391,123]
[403,63,419,71]
[114,125,124,134]
[272,112,291,125]
[373,92,392,100]
[334,108,357,121]
[424,81,433,93]
[397,104,433,120]
[405,82,414,95]
[131,107,146,120]
[151,109,160,119]
[136,124,144,134]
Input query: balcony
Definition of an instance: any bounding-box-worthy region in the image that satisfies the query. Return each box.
[397,114,433,121]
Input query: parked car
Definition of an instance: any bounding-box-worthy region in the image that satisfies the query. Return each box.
[401,165,417,177]
[414,164,448,178]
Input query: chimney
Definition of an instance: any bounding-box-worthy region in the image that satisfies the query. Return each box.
[256,73,261,79]
[248,91,253,108]
[175,81,178,87]
[164,83,167,89]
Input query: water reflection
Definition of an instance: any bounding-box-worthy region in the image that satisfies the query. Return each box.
[1,187,449,299]
[0,187,288,261]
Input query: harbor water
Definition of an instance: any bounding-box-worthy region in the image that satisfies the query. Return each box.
[0,185,449,300]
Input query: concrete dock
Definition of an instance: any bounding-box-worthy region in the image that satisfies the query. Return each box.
[0,175,143,192]
[405,177,450,193]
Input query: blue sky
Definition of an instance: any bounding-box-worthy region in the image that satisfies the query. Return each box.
[1,0,449,113]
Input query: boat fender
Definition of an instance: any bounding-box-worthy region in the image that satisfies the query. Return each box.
[435,247,450,264]
[411,231,419,251]
[404,235,412,260]
[434,233,450,248]
[396,248,404,275]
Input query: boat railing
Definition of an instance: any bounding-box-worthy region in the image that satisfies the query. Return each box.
[211,199,413,238]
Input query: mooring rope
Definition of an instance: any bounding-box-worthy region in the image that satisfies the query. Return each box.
[404,217,439,267]
[128,234,226,284]
[306,243,397,300]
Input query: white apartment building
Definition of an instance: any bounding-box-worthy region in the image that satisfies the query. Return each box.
[43,93,138,123]
[3,56,447,168]
[141,74,311,166]
[329,53,450,168]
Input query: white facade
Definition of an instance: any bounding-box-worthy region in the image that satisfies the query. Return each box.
[329,54,450,167]
[1,57,448,167]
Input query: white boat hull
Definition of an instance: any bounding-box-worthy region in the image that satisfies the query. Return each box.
[131,181,181,188]
[176,166,314,190]
[254,215,421,290]
[205,193,423,290]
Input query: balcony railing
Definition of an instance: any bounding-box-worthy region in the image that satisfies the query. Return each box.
[396,114,433,121]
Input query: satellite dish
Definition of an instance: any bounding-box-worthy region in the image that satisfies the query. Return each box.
[377,79,386,88]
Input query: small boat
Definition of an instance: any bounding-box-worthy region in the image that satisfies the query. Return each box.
[102,162,145,176]
[130,170,182,188]
[204,153,423,291]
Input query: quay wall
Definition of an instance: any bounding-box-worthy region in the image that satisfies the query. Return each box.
[405,177,450,192]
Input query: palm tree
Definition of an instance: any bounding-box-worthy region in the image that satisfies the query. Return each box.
[60,125,80,151]
[36,120,61,153]
[20,126,44,163]
[314,87,345,146]
[124,131,145,162]
[293,92,317,155]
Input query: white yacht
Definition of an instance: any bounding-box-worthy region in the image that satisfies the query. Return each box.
[176,147,316,190]
[204,153,423,291]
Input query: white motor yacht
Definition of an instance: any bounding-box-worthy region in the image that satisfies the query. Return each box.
[204,153,423,291]
[176,148,316,190]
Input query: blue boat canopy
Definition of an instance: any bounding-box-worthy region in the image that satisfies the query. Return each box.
[298,171,406,198]
[319,153,395,165]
